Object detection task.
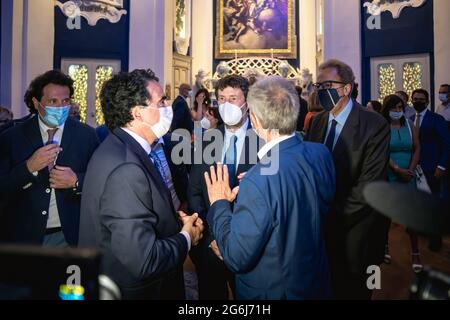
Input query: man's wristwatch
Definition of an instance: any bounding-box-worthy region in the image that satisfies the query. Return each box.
[73,179,79,191]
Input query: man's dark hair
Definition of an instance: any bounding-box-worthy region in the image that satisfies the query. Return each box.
[351,82,359,100]
[368,100,382,113]
[100,69,159,131]
[215,75,250,100]
[381,94,406,126]
[412,88,430,102]
[440,84,450,90]
[24,70,74,114]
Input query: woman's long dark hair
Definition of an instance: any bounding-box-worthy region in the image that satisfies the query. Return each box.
[193,88,211,112]
[381,94,406,127]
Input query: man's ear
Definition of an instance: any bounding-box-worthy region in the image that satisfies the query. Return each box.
[131,106,142,122]
[32,97,40,112]
[345,83,353,97]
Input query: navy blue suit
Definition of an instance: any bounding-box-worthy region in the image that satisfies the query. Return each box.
[412,110,450,194]
[170,96,194,133]
[0,116,99,245]
[208,136,335,299]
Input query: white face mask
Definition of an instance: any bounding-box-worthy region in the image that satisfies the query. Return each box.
[187,90,193,98]
[219,102,246,126]
[389,111,404,120]
[200,117,211,130]
[439,93,449,103]
[143,106,173,139]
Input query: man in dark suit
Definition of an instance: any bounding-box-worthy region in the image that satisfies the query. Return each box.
[78,69,203,300]
[170,83,194,134]
[0,70,99,246]
[305,59,391,300]
[204,76,335,299]
[187,75,259,299]
[411,88,450,251]
[295,86,308,132]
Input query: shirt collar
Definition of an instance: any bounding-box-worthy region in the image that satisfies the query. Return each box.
[329,99,353,126]
[122,127,152,155]
[225,117,249,141]
[38,116,65,134]
[257,133,295,160]
[418,108,428,117]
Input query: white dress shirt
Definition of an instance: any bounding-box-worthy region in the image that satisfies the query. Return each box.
[122,128,191,250]
[437,103,450,122]
[324,99,353,150]
[37,117,65,229]
[415,108,428,128]
[257,133,296,160]
[222,117,249,169]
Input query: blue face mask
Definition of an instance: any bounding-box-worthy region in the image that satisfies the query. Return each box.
[42,105,71,127]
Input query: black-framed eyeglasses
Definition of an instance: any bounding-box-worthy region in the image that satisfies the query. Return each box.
[312,81,347,90]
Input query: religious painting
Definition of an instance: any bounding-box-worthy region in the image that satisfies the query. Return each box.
[215,0,297,59]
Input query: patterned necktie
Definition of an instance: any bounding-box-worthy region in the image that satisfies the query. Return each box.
[224,135,238,188]
[46,128,58,171]
[325,120,338,151]
[149,148,167,185]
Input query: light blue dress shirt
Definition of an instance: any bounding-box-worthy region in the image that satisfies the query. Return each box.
[324,99,353,150]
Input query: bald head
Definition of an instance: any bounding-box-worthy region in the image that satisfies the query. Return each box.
[179,83,192,98]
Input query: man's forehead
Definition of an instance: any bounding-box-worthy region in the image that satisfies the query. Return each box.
[318,68,340,81]
[43,84,71,96]
[218,87,243,96]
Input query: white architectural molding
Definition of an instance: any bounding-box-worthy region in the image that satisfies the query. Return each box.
[55,0,127,26]
[363,0,427,19]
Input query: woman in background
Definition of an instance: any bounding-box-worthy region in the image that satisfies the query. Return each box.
[191,88,211,122]
[381,94,423,273]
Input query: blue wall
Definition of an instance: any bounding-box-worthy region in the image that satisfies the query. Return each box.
[54,0,130,72]
[0,0,13,110]
[360,0,434,105]
[212,0,300,72]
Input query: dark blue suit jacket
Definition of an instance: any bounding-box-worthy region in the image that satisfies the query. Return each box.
[78,128,188,299]
[412,110,450,173]
[208,136,335,300]
[0,116,99,245]
[170,96,194,133]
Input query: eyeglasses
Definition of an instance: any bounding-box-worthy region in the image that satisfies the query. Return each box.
[312,81,347,90]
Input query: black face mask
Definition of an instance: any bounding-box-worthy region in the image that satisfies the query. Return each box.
[318,88,342,112]
[413,101,427,113]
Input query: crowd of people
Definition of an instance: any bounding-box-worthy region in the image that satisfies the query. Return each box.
[0,59,449,300]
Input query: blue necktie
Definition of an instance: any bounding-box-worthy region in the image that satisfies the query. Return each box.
[325,119,338,151]
[149,149,167,185]
[224,135,238,188]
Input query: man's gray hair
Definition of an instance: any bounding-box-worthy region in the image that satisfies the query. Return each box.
[247,76,299,135]
[319,59,355,84]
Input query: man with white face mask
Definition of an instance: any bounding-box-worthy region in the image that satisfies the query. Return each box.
[79,69,204,300]
[204,76,336,299]
[187,75,260,299]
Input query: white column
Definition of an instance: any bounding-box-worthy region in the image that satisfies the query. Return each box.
[1,0,54,118]
[9,0,24,118]
[129,0,167,84]
[323,0,362,87]
[299,0,318,79]
[434,0,450,103]
[22,0,55,111]
[164,0,174,92]
[191,0,213,81]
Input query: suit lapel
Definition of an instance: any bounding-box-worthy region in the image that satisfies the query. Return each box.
[57,119,75,165]
[113,128,175,212]
[332,103,360,160]
[23,116,44,153]
[313,111,330,143]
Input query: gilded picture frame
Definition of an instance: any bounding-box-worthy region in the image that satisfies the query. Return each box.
[215,0,297,59]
